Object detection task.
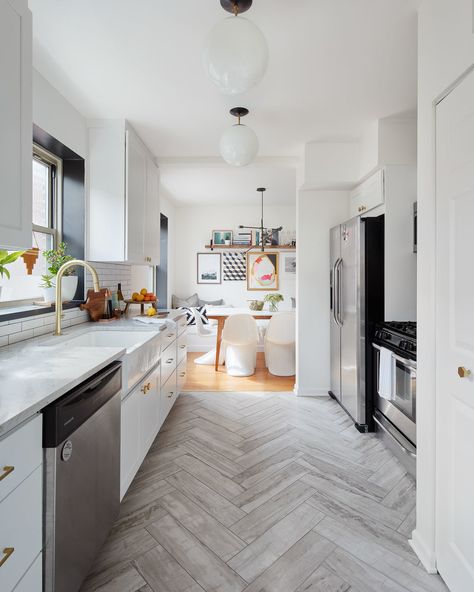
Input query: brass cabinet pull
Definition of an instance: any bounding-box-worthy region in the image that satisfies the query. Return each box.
[180,345,186,349]
[458,366,471,378]
[0,466,14,482]
[0,547,14,568]
[180,372,186,377]
[167,391,174,398]
[167,333,174,338]
[141,382,152,394]
[166,358,174,364]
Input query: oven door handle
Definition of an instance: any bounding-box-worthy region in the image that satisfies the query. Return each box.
[372,343,416,370]
[373,412,416,459]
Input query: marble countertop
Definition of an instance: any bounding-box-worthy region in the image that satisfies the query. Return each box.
[0,310,185,438]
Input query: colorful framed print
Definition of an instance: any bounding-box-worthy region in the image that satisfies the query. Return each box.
[247,251,279,291]
[212,230,233,245]
[197,252,222,284]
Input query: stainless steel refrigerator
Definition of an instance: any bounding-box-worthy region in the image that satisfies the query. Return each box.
[329,215,384,431]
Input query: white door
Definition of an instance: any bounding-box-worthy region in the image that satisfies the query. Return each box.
[436,68,474,591]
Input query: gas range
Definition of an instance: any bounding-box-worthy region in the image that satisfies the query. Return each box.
[373,321,417,361]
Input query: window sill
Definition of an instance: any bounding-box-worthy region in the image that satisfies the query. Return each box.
[0,301,84,323]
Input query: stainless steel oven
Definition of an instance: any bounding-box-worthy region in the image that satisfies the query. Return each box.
[373,343,416,475]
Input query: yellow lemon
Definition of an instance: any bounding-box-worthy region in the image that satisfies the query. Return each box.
[140,288,148,296]
[147,307,157,316]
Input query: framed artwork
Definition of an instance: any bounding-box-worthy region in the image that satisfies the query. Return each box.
[247,251,279,291]
[284,255,296,274]
[197,252,221,284]
[212,230,233,245]
[223,251,246,281]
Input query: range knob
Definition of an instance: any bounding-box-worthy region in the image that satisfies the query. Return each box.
[376,330,391,340]
[399,340,415,352]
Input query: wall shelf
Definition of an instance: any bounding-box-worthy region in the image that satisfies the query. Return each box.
[205,244,296,251]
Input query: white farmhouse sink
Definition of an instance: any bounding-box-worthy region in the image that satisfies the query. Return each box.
[48,330,155,353]
[41,329,162,394]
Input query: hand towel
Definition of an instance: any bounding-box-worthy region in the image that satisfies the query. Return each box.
[378,347,393,400]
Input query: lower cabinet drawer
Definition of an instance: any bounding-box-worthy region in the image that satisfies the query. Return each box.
[161,371,178,422]
[12,552,42,592]
[177,315,187,335]
[161,328,176,352]
[177,358,187,394]
[0,415,42,503]
[177,332,187,364]
[0,466,42,592]
[161,346,176,386]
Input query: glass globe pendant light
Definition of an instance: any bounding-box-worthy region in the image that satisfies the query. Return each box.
[203,0,269,95]
[220,107,259,167]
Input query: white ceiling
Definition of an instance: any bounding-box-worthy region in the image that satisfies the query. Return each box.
[29,0,418,161]
[159,159,297,205]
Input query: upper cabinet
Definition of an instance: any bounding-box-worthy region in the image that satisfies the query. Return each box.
[87,120,160,265]
[0,0,32,250]
[349,169,384,217]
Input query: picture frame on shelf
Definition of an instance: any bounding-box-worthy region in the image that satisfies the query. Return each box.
[247,251,279,291]
[197,252,222,284]
[212,230,233,246]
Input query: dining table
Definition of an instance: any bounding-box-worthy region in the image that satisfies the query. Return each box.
[206,307,275,371]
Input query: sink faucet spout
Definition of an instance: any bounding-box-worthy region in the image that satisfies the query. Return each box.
[54,260,100,336]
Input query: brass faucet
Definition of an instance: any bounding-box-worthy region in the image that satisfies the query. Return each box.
[54,259,100,336]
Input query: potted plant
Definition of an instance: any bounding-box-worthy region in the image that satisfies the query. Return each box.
[0,250,24,300]
[39,274,56,304]
[43,242,78,302]
[264,293,284,312]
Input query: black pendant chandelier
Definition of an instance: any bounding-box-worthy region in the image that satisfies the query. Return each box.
[239,188,283,252]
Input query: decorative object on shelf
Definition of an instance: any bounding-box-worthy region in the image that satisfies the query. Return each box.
[220,107,259,167]
[247,299,264,311]
[213,230,233,245]
[39,274,56,304]
[203,0,268,95]
[239,188,283,252]
[264,292,284,312]
[284,255,296,274]
[223,251,246,281]
[247,251,279,290]
[197,252,222,284]
[43,242,78,302]
[21,247,39,274]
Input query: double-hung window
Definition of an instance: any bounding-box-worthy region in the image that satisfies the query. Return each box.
[0,145,62,304]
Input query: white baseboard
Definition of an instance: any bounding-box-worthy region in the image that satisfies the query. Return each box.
[187,345,265,353]
[409,530,438,574]
[293,386,330,397]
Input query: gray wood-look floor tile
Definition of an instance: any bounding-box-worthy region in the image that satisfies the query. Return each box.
[159,491,246,561]
[166,470,246,527]
[230,479,316,543]
[83,391,446,592]
[175,454,246,499]
[228,502,324,581]
[242,530,335,592]
[295,563,351,592]
[232,461,308,513]
[133,544,205,592]
[147,514,247,592]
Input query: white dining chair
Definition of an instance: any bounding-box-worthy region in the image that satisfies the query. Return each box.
[222,314,259,376]
[193,309,223,365]
[264,312,296,376]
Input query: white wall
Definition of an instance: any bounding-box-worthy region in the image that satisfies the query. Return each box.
[33,69,87,158]
[296,189,349,395]
[173,204,296,308]
[413,0,474,573]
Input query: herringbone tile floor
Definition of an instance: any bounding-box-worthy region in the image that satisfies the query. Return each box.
[81,392,448,592]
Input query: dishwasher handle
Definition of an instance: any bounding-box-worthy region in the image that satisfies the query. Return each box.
[42,361,122,448]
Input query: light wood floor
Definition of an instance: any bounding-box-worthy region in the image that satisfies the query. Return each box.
[184,352,296,392]
[81,391,447,592]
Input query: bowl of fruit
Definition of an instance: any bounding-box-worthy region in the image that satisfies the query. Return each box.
[124,288,158,316]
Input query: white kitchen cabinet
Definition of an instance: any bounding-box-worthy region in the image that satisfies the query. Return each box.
[12,552,41,592]
[139,362,161,454]
[120,386,141,499]
[87,119,160,265]
[349,169,384,217]
[0,0,32,250]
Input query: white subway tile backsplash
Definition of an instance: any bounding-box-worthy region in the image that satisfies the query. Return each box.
[9,329,34,344]
[0,323,21,337]
[21,318,45,331]
[0,336,8,347]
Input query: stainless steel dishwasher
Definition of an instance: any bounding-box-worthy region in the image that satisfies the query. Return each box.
[42,361,122,592]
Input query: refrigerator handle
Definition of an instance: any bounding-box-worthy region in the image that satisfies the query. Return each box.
[332,260,340,326]
[336,258,343,326]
